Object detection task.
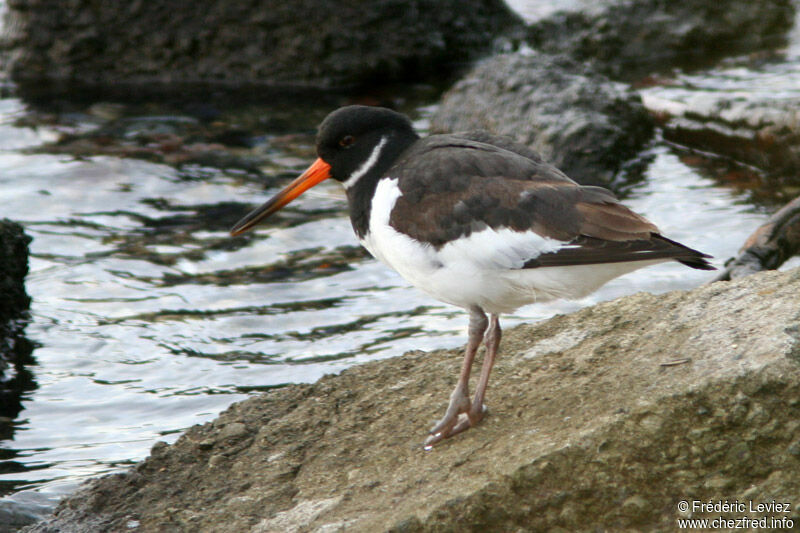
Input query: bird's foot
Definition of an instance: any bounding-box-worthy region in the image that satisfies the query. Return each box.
[424,403,487,449]
[426,387,470,438]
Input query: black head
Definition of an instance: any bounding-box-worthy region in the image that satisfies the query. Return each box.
[315,105,419,185]
[229,105,418,236]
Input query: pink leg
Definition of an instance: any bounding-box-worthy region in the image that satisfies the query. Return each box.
[424,307,487,448]
[450,313,501,435]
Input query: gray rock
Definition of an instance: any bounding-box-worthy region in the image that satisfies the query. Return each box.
[430,52,654,189]
[642,80,800,178]
[22,268,800,532]
[0,0,521,99]
[522,0,796,79]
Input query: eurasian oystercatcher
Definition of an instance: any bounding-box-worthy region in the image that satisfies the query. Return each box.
[230,105,714,447]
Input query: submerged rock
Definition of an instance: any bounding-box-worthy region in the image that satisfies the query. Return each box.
[0,0,521,99]
[430,52,654,189]
[23,268,800,532]
[522,0,795,79]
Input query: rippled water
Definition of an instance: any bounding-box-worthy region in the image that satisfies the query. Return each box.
[1,8,800,523]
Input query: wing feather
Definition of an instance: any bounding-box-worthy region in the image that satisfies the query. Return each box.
[386,136,713,270]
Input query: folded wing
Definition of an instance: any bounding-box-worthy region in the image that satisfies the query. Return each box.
[388,138,714,271]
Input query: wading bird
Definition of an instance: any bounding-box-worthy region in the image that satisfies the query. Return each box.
[230,105,714,447]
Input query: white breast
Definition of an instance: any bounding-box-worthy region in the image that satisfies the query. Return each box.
[360,178,668,314]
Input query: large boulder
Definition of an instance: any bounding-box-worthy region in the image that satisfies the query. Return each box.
[430,52,654,189]
[23,268,800,532]
[0,0,521,99]
[522,0,796,79]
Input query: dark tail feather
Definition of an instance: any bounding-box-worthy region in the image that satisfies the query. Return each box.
[678,256,716,270]
[656,235,716,271]
[525,234,717,270]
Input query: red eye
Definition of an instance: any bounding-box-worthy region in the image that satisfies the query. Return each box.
[339,135,355,148]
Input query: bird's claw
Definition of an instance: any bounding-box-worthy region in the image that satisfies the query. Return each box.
[423,404,487,449]
[427,386,470,436]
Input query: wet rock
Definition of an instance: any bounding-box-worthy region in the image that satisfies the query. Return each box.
[0,220,36,532]
[23,110,274,175]
[0,500,51,533]
[22,267,800,532]
[642,82,800,180]
[430,52,654,189]
[714,195,800,280]
[521,0,795,79]
[0,219,34,422]
[0,0,521,99]
[0,219,29,323]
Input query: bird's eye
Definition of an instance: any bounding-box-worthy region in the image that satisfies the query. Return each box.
[339,135,356,148]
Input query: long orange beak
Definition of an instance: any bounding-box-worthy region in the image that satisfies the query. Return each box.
[230,158,332,236]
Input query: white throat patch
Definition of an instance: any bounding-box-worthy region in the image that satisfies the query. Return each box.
[342,135,389,190]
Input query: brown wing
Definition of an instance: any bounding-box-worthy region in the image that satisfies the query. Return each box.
[532,187,713,269]
[389,134,581,246]
[388,136,713,270]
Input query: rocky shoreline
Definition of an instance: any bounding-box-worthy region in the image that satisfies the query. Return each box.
[3,0,800,531]
[23,268,800,532]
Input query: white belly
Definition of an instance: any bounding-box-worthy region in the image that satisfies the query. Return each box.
[361,178,667,314]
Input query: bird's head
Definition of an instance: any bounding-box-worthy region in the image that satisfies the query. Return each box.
[230,105,417,236]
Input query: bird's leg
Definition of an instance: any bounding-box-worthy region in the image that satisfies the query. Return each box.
[447,313,501,436]
[424,307,487,447]
[471,313,501,420]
